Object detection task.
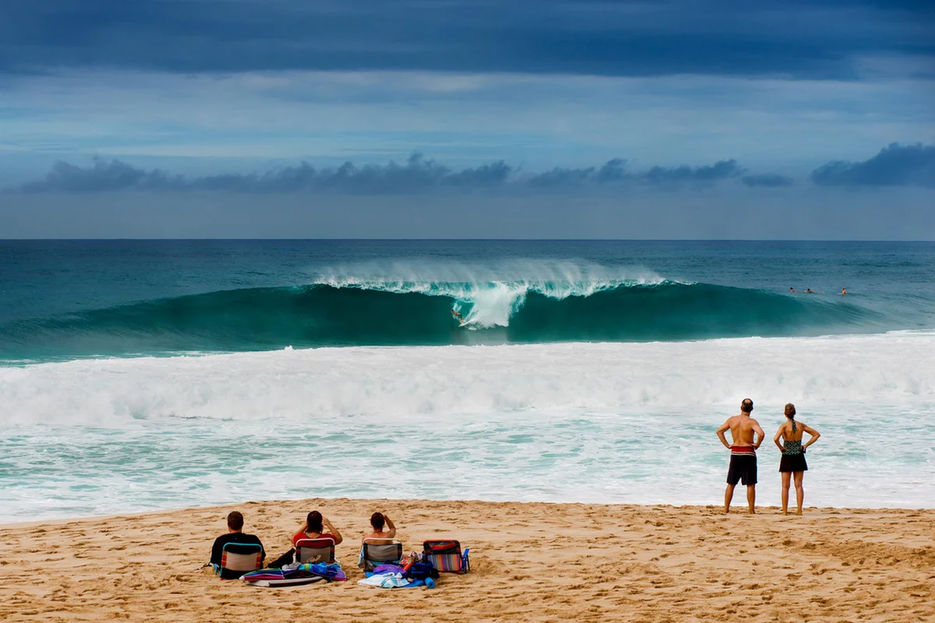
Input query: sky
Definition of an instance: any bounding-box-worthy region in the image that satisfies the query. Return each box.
[0,0,933,239]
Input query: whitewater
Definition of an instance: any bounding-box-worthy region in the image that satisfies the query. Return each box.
[1,240,933,522]
[2,332,933,522]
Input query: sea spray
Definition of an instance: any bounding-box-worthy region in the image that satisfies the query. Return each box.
[1,332,933,521]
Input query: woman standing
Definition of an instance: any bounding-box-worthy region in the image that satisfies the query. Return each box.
[773,403,820,515]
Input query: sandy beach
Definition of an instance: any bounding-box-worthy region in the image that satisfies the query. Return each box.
[1,498,932,622]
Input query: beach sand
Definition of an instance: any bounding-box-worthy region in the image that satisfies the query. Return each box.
[1,499,933,622]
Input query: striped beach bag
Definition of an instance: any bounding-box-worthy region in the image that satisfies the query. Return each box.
[423,540,470,574]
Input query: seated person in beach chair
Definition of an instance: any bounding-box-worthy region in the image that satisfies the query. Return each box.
[210,511,265,579]
[358,512,403,571]
[292,511,343,563]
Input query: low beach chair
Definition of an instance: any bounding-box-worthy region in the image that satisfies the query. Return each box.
[358,538,403,571]
[215,542,264,580]
[423,539,469,574]
[295,537,336,564]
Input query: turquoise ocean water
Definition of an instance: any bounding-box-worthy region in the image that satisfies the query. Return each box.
[1,240,933,521]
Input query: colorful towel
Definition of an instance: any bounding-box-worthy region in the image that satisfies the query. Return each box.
[241,561,346,584]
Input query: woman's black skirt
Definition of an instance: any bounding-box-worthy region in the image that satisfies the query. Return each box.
[779,453,808,473]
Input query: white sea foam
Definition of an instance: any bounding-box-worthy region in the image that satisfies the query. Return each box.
[2,331,932,425]
[1,331,933,521]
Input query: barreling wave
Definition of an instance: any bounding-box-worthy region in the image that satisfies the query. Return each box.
[0,279,882,362]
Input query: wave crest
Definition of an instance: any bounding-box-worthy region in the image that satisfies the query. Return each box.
[0,275,880,361]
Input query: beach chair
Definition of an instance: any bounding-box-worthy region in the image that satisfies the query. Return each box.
[358,538,403,571]
[423,539,469,574]
[216,542,264,580]
[295,537,336,564]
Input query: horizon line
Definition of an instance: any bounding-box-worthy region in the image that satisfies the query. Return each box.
[1,238,934,243]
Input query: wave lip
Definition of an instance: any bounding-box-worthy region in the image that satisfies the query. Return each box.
[325,277,665,328]
[315,258,666,328]
[0,279,886,361]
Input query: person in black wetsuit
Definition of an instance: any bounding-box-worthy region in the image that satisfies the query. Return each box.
[210,511,265,578]
[773,403,821,515]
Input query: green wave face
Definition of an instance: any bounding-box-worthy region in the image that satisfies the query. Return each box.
[0,281,880,361]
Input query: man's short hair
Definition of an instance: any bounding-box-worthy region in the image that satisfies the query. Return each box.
[227,511,244,531]
[740,398,754,413]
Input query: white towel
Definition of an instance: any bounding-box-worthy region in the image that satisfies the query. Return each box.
[357,572,411,588]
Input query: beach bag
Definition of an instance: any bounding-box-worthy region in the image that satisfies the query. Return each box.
[423,540,470,574]
[404,560,439,581]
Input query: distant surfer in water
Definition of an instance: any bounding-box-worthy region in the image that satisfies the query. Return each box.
[841,287,847,296]
[452,309,464,323]
[789,287,797,293]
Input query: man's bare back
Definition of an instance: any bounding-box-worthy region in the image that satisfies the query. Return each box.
[723,414,762,448]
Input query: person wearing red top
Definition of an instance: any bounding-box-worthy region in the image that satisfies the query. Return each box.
[292,510,343,546]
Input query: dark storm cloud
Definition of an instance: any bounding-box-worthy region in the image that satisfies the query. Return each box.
[526,158,744,188]
[527,166,597,188]
[742,173,795,187]
[643,160,744,185]
[1,1,932,78]
[15,155,515,194]
[524,159,629,187]
[526,158,628,187]
[18,160,183,193]
[12,155,760,194]
[810,143,935,187]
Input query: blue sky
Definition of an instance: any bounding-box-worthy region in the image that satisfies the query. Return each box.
[0,0,933,238]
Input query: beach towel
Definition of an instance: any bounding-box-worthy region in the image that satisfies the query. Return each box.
[358,572,412,588]
[241,561,346,587]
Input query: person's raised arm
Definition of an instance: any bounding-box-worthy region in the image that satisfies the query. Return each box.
[773,424,785,452]
[801,423,821,450]
[383,514,396,538]
[716,420,731,449]
[323,517,343,545]
[753,420,765,449]
[292,522,308,547]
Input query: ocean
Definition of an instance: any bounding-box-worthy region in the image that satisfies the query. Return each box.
[1,240,933,522]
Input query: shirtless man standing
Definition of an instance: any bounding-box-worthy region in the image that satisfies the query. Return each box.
[716,398,765,514]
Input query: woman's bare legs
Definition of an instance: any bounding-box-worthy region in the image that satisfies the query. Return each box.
[794,471,805,515]
[780,471,791,514]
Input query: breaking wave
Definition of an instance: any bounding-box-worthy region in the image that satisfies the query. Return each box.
[0,278,880,361]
